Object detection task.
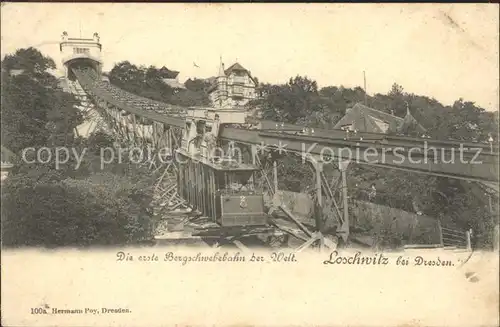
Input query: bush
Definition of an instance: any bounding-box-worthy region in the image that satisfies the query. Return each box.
[86,131,115,154]
[1,171,154,247]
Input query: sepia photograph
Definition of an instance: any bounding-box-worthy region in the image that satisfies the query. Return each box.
[1,3,499,326]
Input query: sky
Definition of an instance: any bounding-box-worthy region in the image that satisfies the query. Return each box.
[1,3,499,111]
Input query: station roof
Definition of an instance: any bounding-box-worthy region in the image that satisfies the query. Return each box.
[334,103,426,135]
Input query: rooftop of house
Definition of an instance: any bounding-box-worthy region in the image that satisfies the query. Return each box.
[334,103,426,135]
[225,62,257,84]
[158,66,180,79]
[162,78,186,90]
[398,108,427,135]
[224,62,248,75]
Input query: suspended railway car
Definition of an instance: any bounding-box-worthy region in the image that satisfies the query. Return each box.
[176,107,268,227]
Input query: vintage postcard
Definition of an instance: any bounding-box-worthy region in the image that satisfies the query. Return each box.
[1,3,499,326]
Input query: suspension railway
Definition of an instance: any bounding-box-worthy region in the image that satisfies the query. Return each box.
[60,33,499,251]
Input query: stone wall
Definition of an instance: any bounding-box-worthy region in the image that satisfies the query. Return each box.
[350,199,440,244]
[267,190,440,244]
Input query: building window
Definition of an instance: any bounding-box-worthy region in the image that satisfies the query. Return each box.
[233,76,246,85]
[73,47,90,54]
[233,86,244,95]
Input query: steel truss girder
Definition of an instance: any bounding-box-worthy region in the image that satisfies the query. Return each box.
[72,67,498,251]
[85,91,187,213]
[75,67,498,182]
[72,68,185,128]
[219,128,498,183]
[246,144,348,251]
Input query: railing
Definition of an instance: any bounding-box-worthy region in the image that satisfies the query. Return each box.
[231,77,246,85]
[72,67,186,118]
[438,221,472,250]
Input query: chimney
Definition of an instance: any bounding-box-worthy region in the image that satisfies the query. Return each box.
[218,56,225,77]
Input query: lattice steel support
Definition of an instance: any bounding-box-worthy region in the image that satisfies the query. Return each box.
[304,154,351,244]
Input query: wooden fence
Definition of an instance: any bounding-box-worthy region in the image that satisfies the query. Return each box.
[438,220,472,250]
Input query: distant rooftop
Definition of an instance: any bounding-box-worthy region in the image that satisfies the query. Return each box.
[334,103,426,135]
[224,62,247,75]
[158,66,179,79]
[162,78,186,90]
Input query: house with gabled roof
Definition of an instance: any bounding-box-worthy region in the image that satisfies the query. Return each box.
[157,66,179,79]
[334,103,427,136]
[207,59,258,108]
[157,66,186,91]
[162,78,186,90]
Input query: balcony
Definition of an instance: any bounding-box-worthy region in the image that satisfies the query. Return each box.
[231,76,246,85]
[231,87,244,99]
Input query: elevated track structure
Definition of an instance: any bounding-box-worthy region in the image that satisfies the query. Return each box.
[60,33,499,251]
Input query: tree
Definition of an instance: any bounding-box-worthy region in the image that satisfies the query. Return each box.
[2,47,56,78]
[254,75,321,123]
[388,83,406,117]
[185,78,210,92]
[170,89,211,107]
[1,49,157,248]
[447,98,485,141]
[1,170,154,247]
[108,61,209,106]
[1,127,159,248]
[1,48,82,153]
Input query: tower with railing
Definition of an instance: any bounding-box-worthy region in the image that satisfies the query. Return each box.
[60,31,103,79]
